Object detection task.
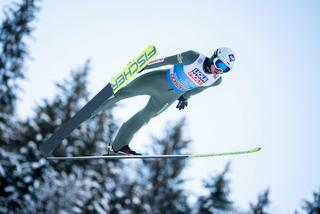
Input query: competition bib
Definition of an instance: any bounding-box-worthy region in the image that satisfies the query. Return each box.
[166,54,220,93]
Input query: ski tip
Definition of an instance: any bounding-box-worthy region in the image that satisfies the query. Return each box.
[191,146,262,158]
[146,45,158,55]
[147,44,156,49]
[252,147,262,152]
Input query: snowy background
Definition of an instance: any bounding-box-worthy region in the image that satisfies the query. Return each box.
[1,0,320,213]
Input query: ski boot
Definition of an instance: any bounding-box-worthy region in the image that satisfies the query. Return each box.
[116,145,141,155]
[104,144,141,156]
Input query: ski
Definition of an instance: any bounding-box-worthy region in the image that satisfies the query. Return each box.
[40,45,158,156]
[47,147,261,160]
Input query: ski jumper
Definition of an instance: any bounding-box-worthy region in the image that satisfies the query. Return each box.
[93,50,222,151]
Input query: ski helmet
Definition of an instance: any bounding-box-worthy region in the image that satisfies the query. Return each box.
[211,47,235,73]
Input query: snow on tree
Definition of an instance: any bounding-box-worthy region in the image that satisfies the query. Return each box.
[0,0,39,114]
[0,0,39,146]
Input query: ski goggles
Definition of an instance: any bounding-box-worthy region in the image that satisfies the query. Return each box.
[212,58,231,73]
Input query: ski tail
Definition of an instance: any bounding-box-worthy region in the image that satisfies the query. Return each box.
[40,45,158,156]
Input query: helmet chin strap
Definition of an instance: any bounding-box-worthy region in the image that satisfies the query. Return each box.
[203,57,213,74]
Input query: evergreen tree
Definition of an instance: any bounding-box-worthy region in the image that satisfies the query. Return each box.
[0,1,43,212]
[0,0,39,114]
[21,61,124,213]
[300,188,320,214]
[248,188,271,214]
[111,118,192,213]
[0,61,127,213]
[0,145,50,213]
[197,162,234,213]
[0,0,39,145]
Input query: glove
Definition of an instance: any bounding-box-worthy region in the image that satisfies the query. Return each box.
[176,96,188,110]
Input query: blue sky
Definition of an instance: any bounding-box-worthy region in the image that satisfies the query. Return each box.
[1,0,320,212]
